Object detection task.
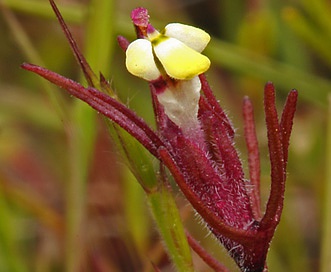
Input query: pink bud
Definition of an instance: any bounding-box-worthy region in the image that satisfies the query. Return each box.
[131,7,149,28]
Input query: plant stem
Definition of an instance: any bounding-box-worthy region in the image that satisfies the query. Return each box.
[320,95,331,272]
[148,173,194,272]
[186,231,230,272]
[243,97,262,220]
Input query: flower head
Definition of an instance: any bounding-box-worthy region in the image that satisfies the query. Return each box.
[125,8,210,81]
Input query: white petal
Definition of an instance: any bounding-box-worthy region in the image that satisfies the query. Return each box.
[125,39,161,81]
[157,77,201,128]
[164,23,210,52]
[153,37,210,80]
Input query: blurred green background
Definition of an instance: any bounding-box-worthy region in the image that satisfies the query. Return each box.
[0,0,331,271]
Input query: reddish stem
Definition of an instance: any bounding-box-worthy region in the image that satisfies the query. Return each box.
[149,82,170,132]
[243,96,262,220]
[151,263,162,272]
[260,83,285,230]
[21,63,164,158]
[158,147,257,245]
[280,90,298,167]
[49,0,97,86]
[186,231,230,272]
[199,74,235,138]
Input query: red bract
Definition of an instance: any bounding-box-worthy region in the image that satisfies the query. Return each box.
[22,2,298,271]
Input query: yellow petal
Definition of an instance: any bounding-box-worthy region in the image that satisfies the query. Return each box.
[164,23,210,52]
[153,37,210,80]
[125,39,161,81]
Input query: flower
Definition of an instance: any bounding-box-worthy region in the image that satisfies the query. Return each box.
[125,8,211,81]
[22,3,298,272]
[124,8,211,133]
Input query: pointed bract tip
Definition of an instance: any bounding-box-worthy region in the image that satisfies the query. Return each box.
[288,89,299,103]
[264,81,275,91]
[243,95,250,102]
[290,89,299,96]
[21,62,35,71]
[117,36,130,51]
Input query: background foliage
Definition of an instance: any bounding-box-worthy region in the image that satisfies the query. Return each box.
[0,0,330,271]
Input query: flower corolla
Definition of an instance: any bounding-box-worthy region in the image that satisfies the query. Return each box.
[125,23,211,81]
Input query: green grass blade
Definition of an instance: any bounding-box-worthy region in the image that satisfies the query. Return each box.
[283,7,331,67]
[320,95,331,272]
[206,39,331,107]
[65,103,96,272]
[301,0,331,41]
[64,0,116,270]
[0,3,68,121]
[83,0,116,76]
[0,187,27,272]
[1,0,86,23]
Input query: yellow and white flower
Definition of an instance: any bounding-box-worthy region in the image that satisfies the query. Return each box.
[125,23,211,81]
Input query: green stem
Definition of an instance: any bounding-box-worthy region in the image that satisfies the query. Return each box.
[106,123,193,270]
[320,95,331,272]
[148,180,194,272]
